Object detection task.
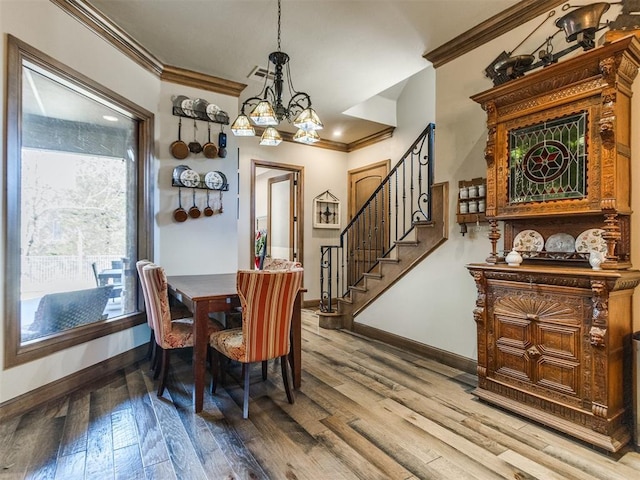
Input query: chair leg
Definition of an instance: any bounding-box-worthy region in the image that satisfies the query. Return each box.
[146,330,155,360]
[262,360,268,381]
[243,362,251,419]
[157,349,171,397]
[281,354,295,404]
[210,349,220,394]
[152,345,161,379]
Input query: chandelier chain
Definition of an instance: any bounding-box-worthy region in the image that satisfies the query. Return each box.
[277,0,282,51]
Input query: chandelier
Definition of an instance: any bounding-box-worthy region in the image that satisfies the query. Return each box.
[230,0,323,146]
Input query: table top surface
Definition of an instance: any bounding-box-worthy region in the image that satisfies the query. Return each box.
[166,273,237,301]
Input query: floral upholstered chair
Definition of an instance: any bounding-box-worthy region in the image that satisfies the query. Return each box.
[135,260,155,361]
[143,264,223,397]
[261,257,302,271]
[209,268,303,418]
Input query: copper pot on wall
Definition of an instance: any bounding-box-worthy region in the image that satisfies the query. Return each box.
[170,118,189,160]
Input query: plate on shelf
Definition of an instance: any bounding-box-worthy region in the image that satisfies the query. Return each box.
[575,228,607,254]
[179,169,200,188]
[513,229,544,252]
[205,171,226,190]
[545,233,575,253]
[172,165,190,186]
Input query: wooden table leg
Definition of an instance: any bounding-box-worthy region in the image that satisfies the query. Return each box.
[193,301,207,413]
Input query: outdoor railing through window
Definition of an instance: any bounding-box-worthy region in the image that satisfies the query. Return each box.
[320,123,435,313]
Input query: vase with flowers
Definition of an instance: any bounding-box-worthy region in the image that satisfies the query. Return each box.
[255,230,267,269]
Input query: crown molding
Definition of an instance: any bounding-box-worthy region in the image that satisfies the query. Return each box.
[50,0,164,76]
[346,126,395,152]
[423,0,565,68]
[252,127,348,152]
[161,65,246,98]
[50,0,246,96]
[250,126,395,152]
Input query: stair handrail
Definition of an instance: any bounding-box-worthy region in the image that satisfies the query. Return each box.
[320,123,435,312]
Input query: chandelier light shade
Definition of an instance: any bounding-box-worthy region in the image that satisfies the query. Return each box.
[293,107,323,131]
[260,127,283,146]
[249,100,278,126]
[293,128,320,144]
[231,0,322,146]
[230,114,256,136]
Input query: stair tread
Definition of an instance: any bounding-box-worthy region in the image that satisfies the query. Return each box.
[363,272,382,279]
[350,285,367,292]
[413,220,436,227]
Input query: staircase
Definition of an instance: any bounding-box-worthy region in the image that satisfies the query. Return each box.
[318,124,448,329]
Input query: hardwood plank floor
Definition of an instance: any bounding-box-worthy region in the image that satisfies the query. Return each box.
[1,310,640,479]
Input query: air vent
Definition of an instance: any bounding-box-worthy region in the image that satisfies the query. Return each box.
[248,66,274,81]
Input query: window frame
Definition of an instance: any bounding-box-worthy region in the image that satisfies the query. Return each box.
[4,35,154,368]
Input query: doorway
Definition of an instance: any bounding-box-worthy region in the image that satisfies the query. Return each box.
[250,160,304,267]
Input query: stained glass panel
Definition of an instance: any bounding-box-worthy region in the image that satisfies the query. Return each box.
[508,112,587,203]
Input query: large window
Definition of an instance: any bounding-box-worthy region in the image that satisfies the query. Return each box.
[4,35,154,367]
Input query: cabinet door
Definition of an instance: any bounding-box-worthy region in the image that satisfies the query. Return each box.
[489,283,588,403]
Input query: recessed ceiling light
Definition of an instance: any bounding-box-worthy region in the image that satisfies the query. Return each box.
[333,129,342,137]
[103,115,118,122]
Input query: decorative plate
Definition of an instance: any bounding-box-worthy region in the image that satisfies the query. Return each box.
[205,171,226,190]
[545,233,575,253]
[513,229,544,252]
[179,169,200,188]
[172,165,190,186]
[575,228,607,254]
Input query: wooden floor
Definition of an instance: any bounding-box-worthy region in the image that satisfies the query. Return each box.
[2,311,640,479]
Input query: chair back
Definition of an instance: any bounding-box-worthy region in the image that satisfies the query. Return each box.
[261,257,302,271]
[143,264,186,348]
[237,268,303,363]
[27,286,113,339]
[136,259,154,328]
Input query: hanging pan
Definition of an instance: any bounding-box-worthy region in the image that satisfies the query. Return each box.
[170,117,189,160]
[202,123,218,158]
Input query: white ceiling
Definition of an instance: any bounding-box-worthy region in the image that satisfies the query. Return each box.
[85,0,518,144]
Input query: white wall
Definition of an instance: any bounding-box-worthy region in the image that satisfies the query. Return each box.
[237,139,348,299]
[0,0,240,404]
[155,83,239,276]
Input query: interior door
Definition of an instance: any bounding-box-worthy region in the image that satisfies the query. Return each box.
[347,160,390,285]
[268,173,295,260]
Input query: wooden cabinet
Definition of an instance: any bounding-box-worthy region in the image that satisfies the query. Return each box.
[468,37,640,451]
[468,264,640,452]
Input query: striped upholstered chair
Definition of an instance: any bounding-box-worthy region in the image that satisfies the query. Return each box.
[209,268,303,418]
[143,264,223,396]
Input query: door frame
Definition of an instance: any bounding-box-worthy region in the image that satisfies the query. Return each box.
[267,172,295,260]
[250,159,304,267]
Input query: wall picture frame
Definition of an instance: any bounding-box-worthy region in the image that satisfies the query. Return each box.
[313,190,340,229]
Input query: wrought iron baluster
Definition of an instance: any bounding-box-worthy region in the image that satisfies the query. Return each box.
[319,123,435,313]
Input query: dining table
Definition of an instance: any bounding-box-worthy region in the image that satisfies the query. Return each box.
[166,272,304,413]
